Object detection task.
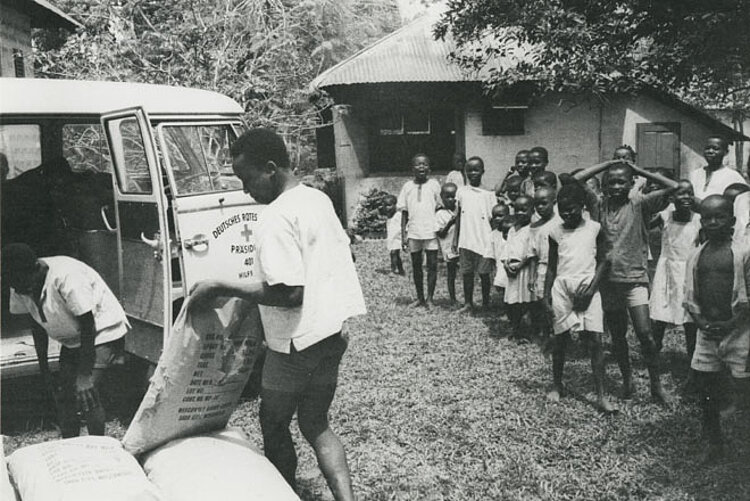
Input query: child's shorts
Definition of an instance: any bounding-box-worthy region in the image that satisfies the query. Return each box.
[459,248,493,275]
[407,238,439,253]
[600,281,648,312]
[691,326,750,378]
[551,276,603,335]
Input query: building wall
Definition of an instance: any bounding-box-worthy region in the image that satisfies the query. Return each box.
[0,6,34,77]
[464,94,602,190]
[603,94,731,179]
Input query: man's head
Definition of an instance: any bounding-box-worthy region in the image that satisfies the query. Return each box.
[534,186,557,220]
[440,183,458,211]
[699,194,734,241]
[491,203,510,230]
[723,182,750,203]
[557,183,587,229]
[533,171,557,192]
[505,175,523,202]
[411,153,431,183]
[703,136,729,168]
[465,156,485,187]
[603,162,633,201]
[528,146,548,177]
[230,128,291,204]
[612,145,636,163]
[513,195,533,225]
[515,150,530,178]
[2,243,43,296]
[673,179,695,211]
[380,194,397,217]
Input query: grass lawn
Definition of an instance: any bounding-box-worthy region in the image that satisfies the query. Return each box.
[4,240,750,500]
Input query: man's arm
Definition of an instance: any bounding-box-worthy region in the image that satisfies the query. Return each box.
[190,281,303,310]
[543,237,558,302]
[452,203,461,252]
[573,230,610,311]
[75,311,100,413]
[571,159,622,182]
[629,164,679,190]
[31,322,50,379]
[436,213,456,239]
[401,210,409,251]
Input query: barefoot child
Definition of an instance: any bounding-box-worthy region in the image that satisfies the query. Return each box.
[398,153,442,307]
[380,194,404,275]
[436,183,459,303]
[649,180,700,357]
[528,186,559,345]
[543,183,615,412]
[453,157,496,313]
[490,205,511,318]
[685,195,750,462]
[504,195,535,340]
[573,160,677,402]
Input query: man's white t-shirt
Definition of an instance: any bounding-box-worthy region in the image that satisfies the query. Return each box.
[396,179,442,240]
[256,184,367,353]
[456,185,495,257]
[689,165,747,199]
[9,256,129,348]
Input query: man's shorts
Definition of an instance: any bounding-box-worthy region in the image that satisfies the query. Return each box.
[262,332,348,393]
[60,337,126,373]
[691,327,750,378]
[551,276,603,335]
[600,281,649,312]
[459,248,493,275]
[407,238,439,253]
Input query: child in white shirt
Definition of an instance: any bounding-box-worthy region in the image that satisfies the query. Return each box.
[490,205,511,322]
[504,195,535,341]
[436,183,459,304]
[380,194,404,275]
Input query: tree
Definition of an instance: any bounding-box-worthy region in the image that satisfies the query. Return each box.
[34,0,401,172]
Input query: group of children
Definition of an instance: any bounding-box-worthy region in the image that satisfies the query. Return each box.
[382,136,750,461]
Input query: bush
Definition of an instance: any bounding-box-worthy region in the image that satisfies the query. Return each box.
[300,168,345,222]
[351,188,391,239]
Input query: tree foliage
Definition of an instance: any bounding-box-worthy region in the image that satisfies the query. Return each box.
[435,0,750,110]
[34,0,401,171]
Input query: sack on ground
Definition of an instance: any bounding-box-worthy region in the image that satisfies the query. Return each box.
[7,436,160,501]
[122,298,264,455]
[142,428,299,501]
[1,436,20,501]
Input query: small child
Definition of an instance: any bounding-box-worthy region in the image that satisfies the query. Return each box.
[528,186,559,346]
[381,194,404,275]
[490,205,511,319]
[504,195,535,340]
[436,183,460,304]
[499,150,530,195]
[533,171,558,192]
[445,152,466,187]
[685,195,750,462]
[504,176,523,206]
[649,180,700,357]
[398,153,442,307]
[543,183,615,413]
[453,156,496,313]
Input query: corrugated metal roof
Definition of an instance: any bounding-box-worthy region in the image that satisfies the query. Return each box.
[310,10,474,89]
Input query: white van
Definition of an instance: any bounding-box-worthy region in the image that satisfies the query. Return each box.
[1,78,264,378]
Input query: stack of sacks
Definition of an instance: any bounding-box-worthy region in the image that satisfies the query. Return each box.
[1,436,20,501]
[142,428,298,501]
[7,436,161,501]
[123,298,265,455]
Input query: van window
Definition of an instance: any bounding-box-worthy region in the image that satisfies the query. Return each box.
[160,124,242,196]
[62,123,113,175]
[108,117,153,194]
[0,124,42,179]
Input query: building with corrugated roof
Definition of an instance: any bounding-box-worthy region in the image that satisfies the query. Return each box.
[310,9,747,223]
[0,0,80,78]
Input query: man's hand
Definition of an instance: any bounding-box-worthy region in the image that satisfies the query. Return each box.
[75,373,99,414]
[187,280,220,310]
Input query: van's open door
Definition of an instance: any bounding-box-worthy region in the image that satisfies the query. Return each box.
[101,108,170,364]
[155,122,264,293]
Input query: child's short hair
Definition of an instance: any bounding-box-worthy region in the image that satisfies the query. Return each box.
[613,145,637,162]
[382,194,397,205]
[230,128,289,168]
[723,182,750,202]
[466,156,484,169]
[505,176,523,189]
[530,146,548,162]
[557,183,587,206]
[604,162,634,182]
[533,171,557,189]
[707,135,729,151]
[412,152,430,164]
[441,182,458,194]
[516,149,530,158]
[492,203,510,217]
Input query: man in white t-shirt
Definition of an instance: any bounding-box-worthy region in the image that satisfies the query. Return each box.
[2,243,129,438]
[189,129,366,501]
[689,136,747,200]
